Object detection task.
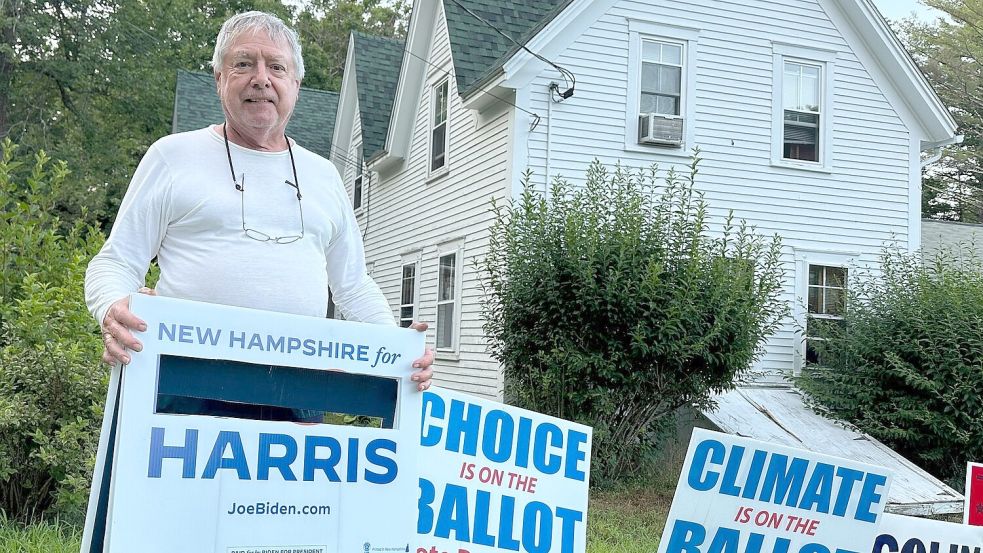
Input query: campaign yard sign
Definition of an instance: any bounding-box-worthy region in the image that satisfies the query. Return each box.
[87,294,424,553]
[415,388,592,553]
[966,463,983,526]
[874,513,983,553]
[658,428,893,553]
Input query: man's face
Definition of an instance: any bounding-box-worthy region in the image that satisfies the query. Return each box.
[216,30,300,137]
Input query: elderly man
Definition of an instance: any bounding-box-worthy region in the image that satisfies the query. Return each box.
[85,11,433,392]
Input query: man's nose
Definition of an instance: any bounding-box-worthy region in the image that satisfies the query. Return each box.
[250,64,271,87]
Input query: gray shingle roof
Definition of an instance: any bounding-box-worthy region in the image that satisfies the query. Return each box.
[352,33,405,161]
[171,69,339,159]
[442,0,570,96]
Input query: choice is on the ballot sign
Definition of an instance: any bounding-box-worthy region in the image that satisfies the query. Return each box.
[658,428,893,553]
[416,388,592,553]
[84,295,424,553]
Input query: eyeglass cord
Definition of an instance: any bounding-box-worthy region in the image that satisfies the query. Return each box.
[223,124,302,200]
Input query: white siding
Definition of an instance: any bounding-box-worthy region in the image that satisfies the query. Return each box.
[357,2,513,400]
[516,0,912,380]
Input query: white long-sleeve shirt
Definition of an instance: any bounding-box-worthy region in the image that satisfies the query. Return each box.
[86,127,394,326]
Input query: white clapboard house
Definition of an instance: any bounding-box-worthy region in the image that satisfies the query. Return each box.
[330,0,963,513]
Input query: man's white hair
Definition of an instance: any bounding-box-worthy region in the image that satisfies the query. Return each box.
[211,11,305,81]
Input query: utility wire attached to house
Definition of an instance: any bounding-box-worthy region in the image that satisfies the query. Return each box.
[445,0,576,103]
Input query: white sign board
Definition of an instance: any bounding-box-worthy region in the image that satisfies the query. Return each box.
[91,295,424,553]
[874,513,983,552]
[415,387,592,553]
[658,428,893,553]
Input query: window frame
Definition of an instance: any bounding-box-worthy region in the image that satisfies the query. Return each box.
[398,254,421,329]
[353,147,364,211]
[771,43,836,173]
[624,20,699,156]
[434,239,463,357]
[428,78,450,178]
[793,250,856,373]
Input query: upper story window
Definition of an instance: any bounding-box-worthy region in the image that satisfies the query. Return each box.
[430,79,449,173]
[771,43,835,172]
[624,20,698,154]
[783,61,822,163]
[353,148,364,210]
[435,251,456,350]
[641,40,683,117]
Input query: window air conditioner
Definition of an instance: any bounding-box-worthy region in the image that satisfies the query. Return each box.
[638,113,684,146]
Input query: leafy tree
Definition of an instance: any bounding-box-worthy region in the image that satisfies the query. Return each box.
[896,2,983,221]
[798,245,983,486]
[481,159,787,482]
[0,140,107,521]
[295,0,409,91]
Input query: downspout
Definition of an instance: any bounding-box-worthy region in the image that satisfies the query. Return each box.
[545,85,553,198]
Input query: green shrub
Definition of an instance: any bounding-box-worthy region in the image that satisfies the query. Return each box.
[798,246,983,486]
[0,139,107,522]
[481,158,787,482]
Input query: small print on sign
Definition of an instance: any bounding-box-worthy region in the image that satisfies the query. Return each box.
[227,547,327,553]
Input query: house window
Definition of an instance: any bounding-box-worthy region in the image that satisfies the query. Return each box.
[783,61,822,162]
[624,20,698,153]
[805,265,847,365]
[399,263,417,328]
[430,79,448,172]
[435,252,457,350]
[640,39,682,117]
[353,148,363,210]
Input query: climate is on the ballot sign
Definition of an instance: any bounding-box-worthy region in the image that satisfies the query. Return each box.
[84,294,424,553]
[659,428,893,553]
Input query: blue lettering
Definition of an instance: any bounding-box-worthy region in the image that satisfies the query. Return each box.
[303,435,342,481]
[707,526,741,553]
[515,417,533,469]
[874,536,900,553]
[257,433,297,481]
[472,490,495,546]
[759,454,808,506]
[364,439,398,484]
[447,400,480,456]
[719,446,746,497]
[799,463,834,513]
[178,324,194,343]
[482,410,514,463]
[564,430,588,481]
[197,326,221,346]
[498,494,521,551]
[687,439,725,491]
[855,473,887,522]
[158,323,176,342]
[555,507,583,553]
[417,478,436,533]
[203,431,250,479]
[421,392,445,447]
[148,427,197,478]
[742,449,769,500]
[665,519,706,553]
[522,502,552,553]
[434,483,470,541]
[532,423,562,474]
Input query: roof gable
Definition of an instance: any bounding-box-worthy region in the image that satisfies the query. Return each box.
[171,69,340,159]
[442,0,569,96]
[352,33,405,160]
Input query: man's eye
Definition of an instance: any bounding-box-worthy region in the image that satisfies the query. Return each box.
[271,64,285,71]
[234,61,251,68]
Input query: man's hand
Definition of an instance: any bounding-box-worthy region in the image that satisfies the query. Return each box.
[100,287,156,365]
[408,321,435,391]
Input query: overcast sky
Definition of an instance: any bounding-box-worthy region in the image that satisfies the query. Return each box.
[870,0,944,22]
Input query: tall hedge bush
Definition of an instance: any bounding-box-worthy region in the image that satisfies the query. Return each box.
[481,159,787,482]
[0,139,107,521]
[798,246,983,486]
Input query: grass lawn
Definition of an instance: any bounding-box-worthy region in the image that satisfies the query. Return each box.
[0,481,673,552]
